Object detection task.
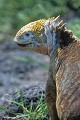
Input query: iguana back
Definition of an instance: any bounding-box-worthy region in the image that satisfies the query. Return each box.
[56,40,80,120]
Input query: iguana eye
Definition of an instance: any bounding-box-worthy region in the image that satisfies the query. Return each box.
[25,33,30,37]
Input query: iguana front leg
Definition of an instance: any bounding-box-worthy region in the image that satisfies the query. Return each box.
[44,21,59,120]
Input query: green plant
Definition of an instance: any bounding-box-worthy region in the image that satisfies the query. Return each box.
[0,91,48,120]
[69,0,80,9]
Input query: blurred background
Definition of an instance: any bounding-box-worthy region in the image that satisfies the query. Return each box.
[0,0,80,98]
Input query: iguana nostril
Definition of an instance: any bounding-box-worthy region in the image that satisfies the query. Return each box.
[14,37,18,42]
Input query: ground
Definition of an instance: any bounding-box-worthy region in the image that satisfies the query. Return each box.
[0,36,49,98]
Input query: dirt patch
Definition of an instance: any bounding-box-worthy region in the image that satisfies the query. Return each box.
[0,37,49,98]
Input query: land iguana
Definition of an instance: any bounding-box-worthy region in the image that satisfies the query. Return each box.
[14,16,80,120]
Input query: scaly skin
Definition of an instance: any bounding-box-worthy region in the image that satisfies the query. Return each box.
[14,16,80,120]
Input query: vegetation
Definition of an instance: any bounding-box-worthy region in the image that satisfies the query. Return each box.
[0,92,48,120]
[0,0,80,34]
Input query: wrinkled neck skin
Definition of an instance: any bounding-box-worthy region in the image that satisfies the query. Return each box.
[49,30,59,80]
[49,27,79,81]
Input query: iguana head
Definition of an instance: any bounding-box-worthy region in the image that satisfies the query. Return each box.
[14,19,49,54]
[14,16,66,55]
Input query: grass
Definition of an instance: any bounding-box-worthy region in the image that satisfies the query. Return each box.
[0,91,48,120]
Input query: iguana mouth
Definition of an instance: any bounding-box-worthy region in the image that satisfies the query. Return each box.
[17,43,32,47]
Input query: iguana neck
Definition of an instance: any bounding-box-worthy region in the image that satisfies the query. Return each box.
[50,27,78,58]
[49,27,79,80]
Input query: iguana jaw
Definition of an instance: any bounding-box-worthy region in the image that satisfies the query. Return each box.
[17,43,32,47]
[14,36,35,47]
[14,36,48,55]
